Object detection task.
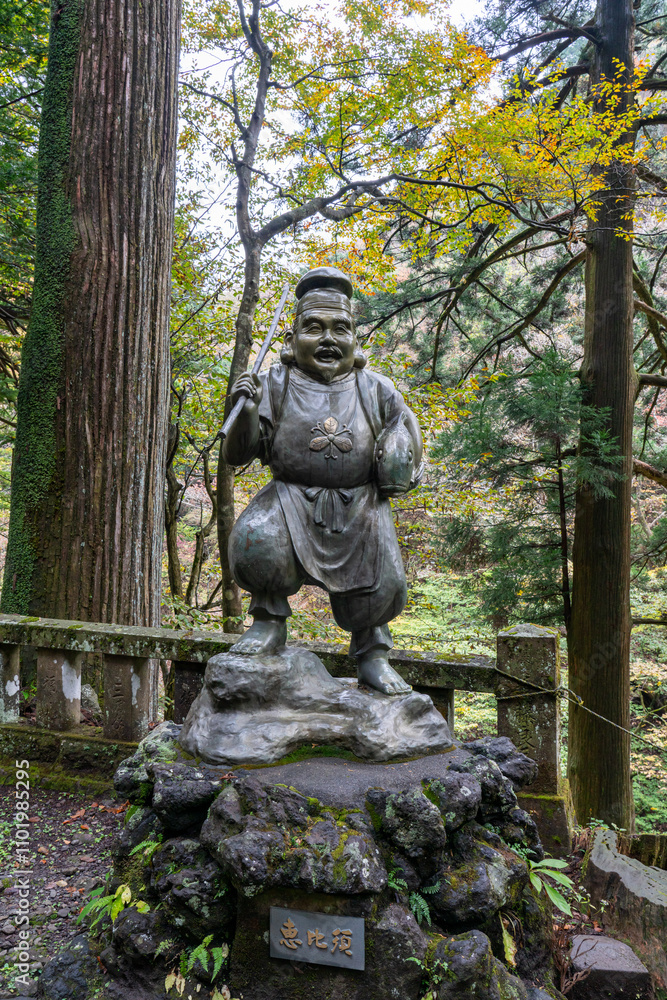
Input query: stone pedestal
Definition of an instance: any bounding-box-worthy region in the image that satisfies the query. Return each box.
[94,723,560,1000]
[230,888,426,1000]
[497,625,573,855]
[36,648,82,730]
[179,645,454,765]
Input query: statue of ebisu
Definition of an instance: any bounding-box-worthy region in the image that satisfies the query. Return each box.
[222,267,424,695]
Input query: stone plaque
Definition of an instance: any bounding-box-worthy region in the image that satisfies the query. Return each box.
[269,906,364,971]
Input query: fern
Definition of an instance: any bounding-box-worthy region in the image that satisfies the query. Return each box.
[155,938,175,959]
[387,869,408,893]
[211,945,229,982]
[409,891,432,926]
[187,934,214,973]
[129,834,163,862]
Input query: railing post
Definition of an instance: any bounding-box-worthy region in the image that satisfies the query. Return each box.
[173,661,206,724]
[0,645,20,723]
[496,624,573,855]
[36,649,83,730]
[103,655,152,741]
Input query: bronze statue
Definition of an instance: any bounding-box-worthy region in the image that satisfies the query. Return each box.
[223,267,424,695]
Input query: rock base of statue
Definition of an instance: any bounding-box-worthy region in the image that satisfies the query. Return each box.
[178,645,453,765]
[37,725,567,1000]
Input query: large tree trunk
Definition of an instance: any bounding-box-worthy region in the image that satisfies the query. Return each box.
[1,0,180,626]
[569,0,636,829]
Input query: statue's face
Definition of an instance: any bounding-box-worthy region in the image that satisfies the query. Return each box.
[290,301,356,383]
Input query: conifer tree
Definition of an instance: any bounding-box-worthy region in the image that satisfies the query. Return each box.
[1,0,181,626]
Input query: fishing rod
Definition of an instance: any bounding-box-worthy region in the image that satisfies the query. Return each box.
[218,281,290,443]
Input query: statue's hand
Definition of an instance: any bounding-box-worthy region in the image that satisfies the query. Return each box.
[230,372,263,409]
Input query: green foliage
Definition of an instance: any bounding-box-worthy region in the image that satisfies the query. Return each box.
[129,834,163,863]
[165,936,230,996]
[408,890,433,926]
[406,955,450,1000]
[388,870,440,926]
[432,351,622,629]
[155,938,176,959]
[391,573,494,654]
[179,934,228,980]
[0,0,48,428]
[523,857,574,916]
[78,883,150,931]
[387,869,408,893]
[633,776,667,833]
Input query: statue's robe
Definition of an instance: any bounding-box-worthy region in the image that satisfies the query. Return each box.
[228,364,422,654]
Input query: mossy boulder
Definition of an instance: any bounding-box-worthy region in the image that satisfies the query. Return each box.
[150,761,225,832]
[423,772,483,833]
[115,803,164,858]
[431,929,557,1000]
[431,840,528,928]
[113,720,183,802]
[366,787,447,877]
[150,837,235,940]
[201,778,387,895]
[466,737,538,790]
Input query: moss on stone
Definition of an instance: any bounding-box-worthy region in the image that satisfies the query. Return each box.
[0,755,111,795]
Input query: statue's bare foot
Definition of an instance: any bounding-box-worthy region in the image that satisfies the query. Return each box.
[357,649,412,695]
[233,618,287,656]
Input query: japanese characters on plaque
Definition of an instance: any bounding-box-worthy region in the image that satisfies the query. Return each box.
[269,907,365,971]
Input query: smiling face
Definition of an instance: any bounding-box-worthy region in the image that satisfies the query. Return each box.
[288,291,357,383]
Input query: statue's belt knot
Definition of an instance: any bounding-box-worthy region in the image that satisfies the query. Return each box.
[303,486,354,533]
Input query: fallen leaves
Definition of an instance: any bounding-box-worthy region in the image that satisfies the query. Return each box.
[63,809,85,825]
[105,801,129,815]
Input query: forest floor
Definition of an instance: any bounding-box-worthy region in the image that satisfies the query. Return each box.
[0,788,125,996]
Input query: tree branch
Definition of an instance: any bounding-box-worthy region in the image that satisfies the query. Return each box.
[632,268,667,368]
[634,297,667,330]
[637,373,667,388]
[633,457,667,489]
[638,78,667,91]
[0,88,43,111]
[495,28,597,61]
[459,249,585,380]
[637,163,667,192]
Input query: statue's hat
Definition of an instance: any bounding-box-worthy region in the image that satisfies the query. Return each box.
[295,267,353,311]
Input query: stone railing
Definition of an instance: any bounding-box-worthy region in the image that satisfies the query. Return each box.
[0,614,571,850]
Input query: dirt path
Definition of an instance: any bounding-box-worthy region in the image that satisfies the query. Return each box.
[0,785,124,997]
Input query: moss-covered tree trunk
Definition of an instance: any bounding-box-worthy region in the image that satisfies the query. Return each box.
[1,0,181,625]
[569,0,636,829]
